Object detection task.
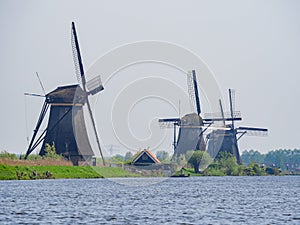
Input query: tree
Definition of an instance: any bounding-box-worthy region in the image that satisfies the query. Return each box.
[156,151,169,162]
[110,154,124,163]
[244,163,266,176]
[187,150,212,173]
[217,152,239,175]
[124,151,133,161]
[264,150,286,169]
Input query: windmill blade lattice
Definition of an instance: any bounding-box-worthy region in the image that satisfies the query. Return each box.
[158,118,180,128]
[219,99,226,126]
[187,70,202,115]
[71,28,83,86]
[187,71,196,114]
[237,126,268,136]
[86,75,104,95]
[204,111,242,120]
[229,89,236,113]
[192,70,201,115]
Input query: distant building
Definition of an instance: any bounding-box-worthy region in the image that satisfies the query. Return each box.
[132,149,160,166]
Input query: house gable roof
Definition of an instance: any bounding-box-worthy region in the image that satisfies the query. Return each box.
[132,149,160,165]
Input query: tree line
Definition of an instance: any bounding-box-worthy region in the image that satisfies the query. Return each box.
[241,149,300,171]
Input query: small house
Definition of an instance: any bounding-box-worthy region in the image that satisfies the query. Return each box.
[132,149,160,166]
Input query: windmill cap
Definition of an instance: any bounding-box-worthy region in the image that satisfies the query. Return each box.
[46,84,86,104]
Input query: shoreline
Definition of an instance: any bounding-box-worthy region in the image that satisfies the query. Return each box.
[0,164,141,180]
[1,163,296,181]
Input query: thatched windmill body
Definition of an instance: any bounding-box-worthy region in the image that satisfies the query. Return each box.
[24,22,105,165]
[159,70,206,157]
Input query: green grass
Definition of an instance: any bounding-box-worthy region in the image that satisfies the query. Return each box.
[0,164,140,180]
[0,164,18,180]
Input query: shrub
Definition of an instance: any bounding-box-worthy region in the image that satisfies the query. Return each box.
[44,143,63,160]
[0,151,17,160]
[27,154,43,161]
[243,163,266,176]
[216,152,240,176]
[204,163,225,176]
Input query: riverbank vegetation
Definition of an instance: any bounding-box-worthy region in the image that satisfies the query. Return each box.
[106,150,284,177]
[241,149,300,172]
[0,164,141,180]
[1,148,297,180]
[0,149,140,180]
[172,151,282,176]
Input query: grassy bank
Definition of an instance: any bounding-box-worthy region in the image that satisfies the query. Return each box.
[0,164,141,180]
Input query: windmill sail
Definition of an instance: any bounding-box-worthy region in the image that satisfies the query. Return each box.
[71,22,106,165]
[158,118,180,151]
[36,72,46,95]
[71,23,84,86]
[187,70,201,115]
[86,75,104,95]
[204,111,242,120]
[237,126,268,136]
[192,70,201,115]
[219,99,225,126]
[158,118,180,128]
[229,89,235,124]
[187,71,196,113]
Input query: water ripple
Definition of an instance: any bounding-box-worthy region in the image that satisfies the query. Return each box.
[0,176,300,224]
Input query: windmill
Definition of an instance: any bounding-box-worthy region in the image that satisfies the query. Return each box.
[206,89,268,163]
[24,22,105,166]
[159,70,206,157]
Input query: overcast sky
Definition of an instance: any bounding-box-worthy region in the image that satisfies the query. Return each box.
[1,0,300,155]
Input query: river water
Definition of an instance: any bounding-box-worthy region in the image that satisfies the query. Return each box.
[1,176,300,224]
